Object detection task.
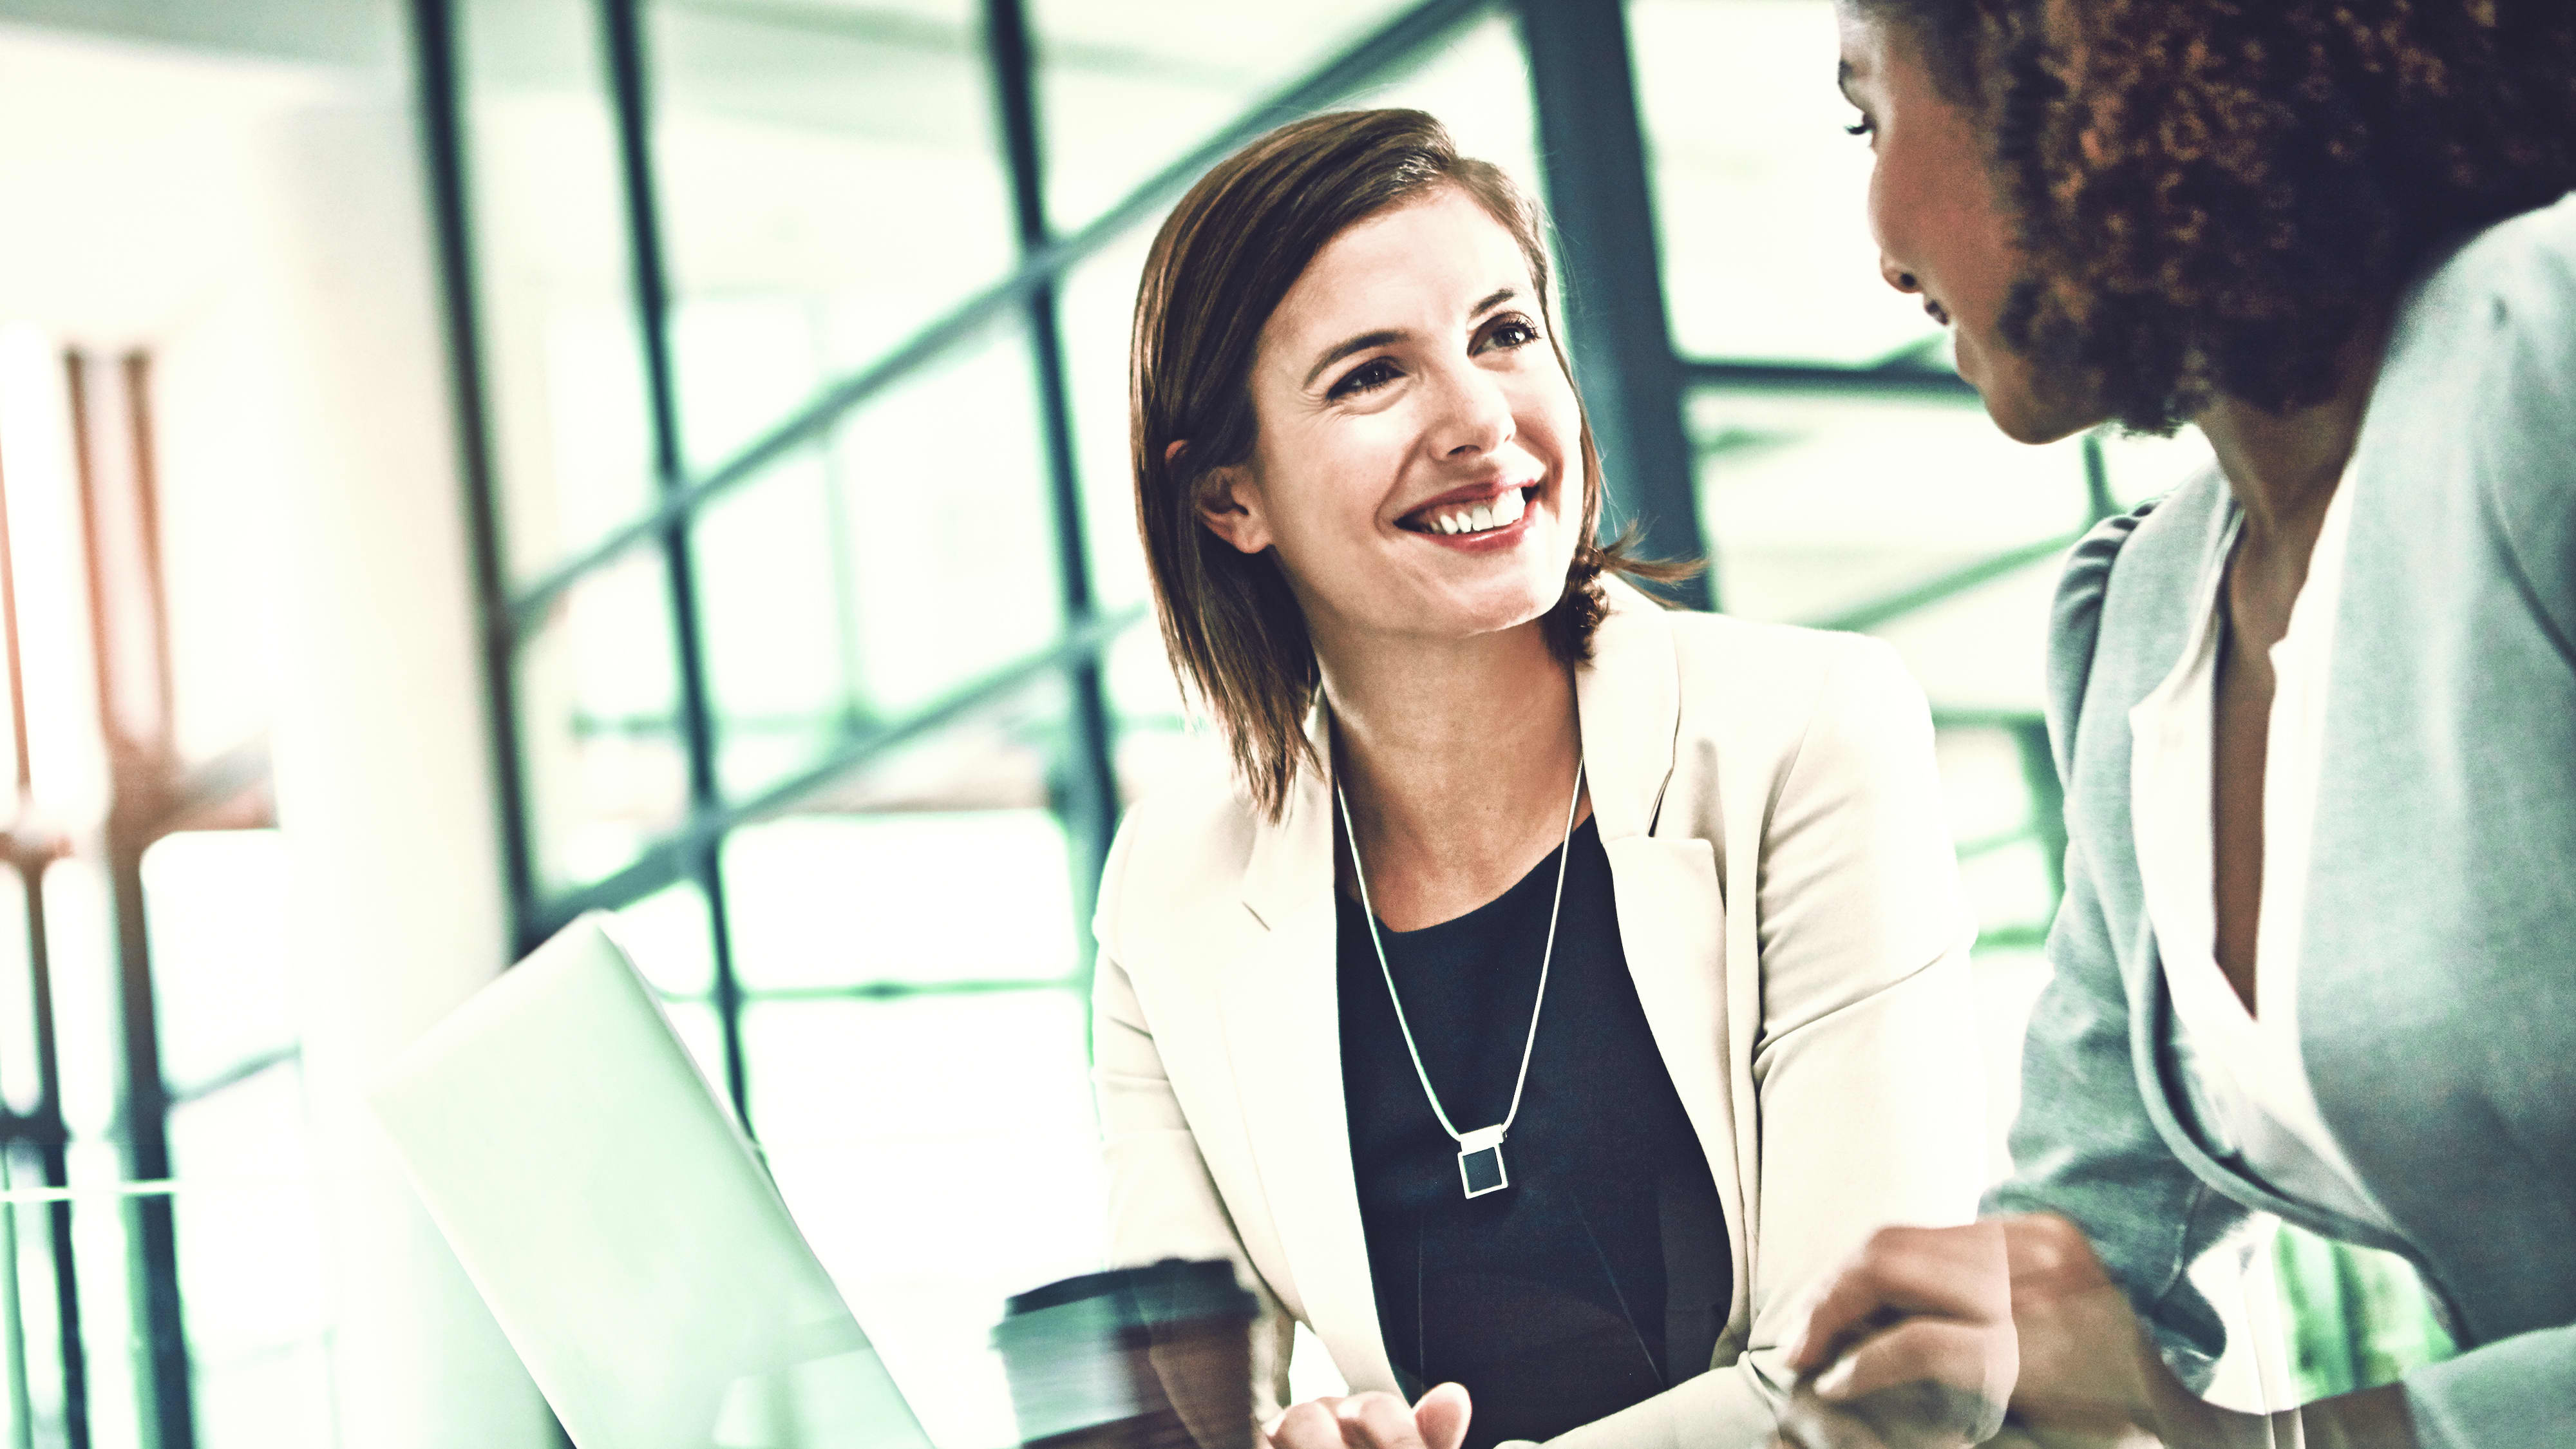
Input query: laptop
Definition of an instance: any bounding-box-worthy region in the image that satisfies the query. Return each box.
[370,913,940,1449]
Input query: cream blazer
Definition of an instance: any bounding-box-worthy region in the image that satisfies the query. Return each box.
[1091,578,1986,1447]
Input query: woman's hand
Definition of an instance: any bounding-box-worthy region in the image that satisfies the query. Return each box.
[1998,1213,2211,1443]
[1777,1221,2016,1448]
[1777,1214,2273,1449]
[1263,1383,1470,1449]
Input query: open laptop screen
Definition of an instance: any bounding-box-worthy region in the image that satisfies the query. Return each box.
[372,914,935,1449]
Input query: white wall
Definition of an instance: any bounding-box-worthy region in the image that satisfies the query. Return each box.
[0,22,552,1448]
[253,99,554,1449]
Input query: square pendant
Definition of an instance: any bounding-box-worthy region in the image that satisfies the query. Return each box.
[1457,1125,1508,1198]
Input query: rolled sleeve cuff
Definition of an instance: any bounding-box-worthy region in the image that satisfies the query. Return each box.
[2403,1325,2576,1449]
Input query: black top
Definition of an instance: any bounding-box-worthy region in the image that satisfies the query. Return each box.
[1337,817,1729,1449]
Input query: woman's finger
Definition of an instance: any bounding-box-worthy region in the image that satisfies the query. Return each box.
[1788,1224,2010,1373]
[1410,1382,1472,1449]
[1334,1390,1426,1449]
[1812,1318,2011,1406]
[1772,1385,1899,1449]
[1264,1397,1347,1449]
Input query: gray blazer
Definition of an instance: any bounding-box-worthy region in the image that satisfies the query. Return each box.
[1987,190,2576,1449]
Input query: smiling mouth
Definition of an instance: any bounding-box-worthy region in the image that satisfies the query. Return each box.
[1924,299,1952,327]
[1397,485,1535,538]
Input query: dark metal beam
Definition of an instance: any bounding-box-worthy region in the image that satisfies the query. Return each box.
[983,0,1119,983]
[66,352,192,1449]
[598,0,750,1120]
[504,0,1497,633]
[408,0,542,952]
[0,336,86,1449]
[1517,0,1710,607]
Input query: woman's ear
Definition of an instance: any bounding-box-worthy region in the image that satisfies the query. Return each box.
[1188,453,1273,556]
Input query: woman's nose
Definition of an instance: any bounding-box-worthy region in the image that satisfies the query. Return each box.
[1428,363,1513,457]
[1880,256,1922,296]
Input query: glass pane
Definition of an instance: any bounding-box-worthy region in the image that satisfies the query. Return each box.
[142,831,292,1095]
[744,989,1101,1449]
[193,1341,334,1449]
[1056,223,1157,625]
[691,319,1062,804]
[0,325,109,828]
[1033,0,1414,230]
[514,547,690,893]
[66,1141,139,1449]
[41,863,117,1148]
[0,866,41,1117]
[167,1063,330,1447]
[1632,0,1935,366]
[647,0,1018,475]
[460,0,658,583]
[151,334,277,766]
[1689,389,2092,707]
[5,1143,71,1445]
[607,876,719,998]
[688,446,852,804]
[723,806,1077,993]
[1343,15,1541,189]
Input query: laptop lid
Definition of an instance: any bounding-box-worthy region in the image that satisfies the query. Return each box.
[371,914,936,1449]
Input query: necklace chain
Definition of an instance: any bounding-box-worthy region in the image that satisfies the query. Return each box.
[1334,756,1585,1149]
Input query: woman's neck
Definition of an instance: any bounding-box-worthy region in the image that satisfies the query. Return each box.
[2197,311,2391,551]
[1315,618,1582,927]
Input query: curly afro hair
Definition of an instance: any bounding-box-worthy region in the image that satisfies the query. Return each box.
[1857,0,2576,433]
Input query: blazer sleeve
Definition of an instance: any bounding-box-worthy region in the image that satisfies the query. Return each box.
[1546,636,1988,1448]
[1983,505,2249,1389]
[2391,196,2576,1449]
[1091,824,1298,1428]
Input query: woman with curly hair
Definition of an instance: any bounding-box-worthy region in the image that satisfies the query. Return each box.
[1778,1,2576,1447]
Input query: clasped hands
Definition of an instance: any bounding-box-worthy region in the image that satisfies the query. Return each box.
[1261,1380,1472,1449]
[1774,1214,2237,1449]
[1248,1215,2282,1449]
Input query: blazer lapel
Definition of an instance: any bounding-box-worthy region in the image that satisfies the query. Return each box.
[1224,746,1401,1393]
[1580,582,1752,1332]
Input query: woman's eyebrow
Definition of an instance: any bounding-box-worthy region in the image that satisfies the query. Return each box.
[1300,288,1523,388]
[1304,329,1404,389]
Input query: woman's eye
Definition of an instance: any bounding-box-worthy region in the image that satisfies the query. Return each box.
[1845,115,1875,138]
[1481,316,1541,350]
[1328,358,1401,399]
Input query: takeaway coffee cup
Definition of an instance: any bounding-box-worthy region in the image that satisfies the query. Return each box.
[992,1258,1260,1449]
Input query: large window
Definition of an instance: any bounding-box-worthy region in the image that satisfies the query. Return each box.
[0,327,313,1449]
[422,0,2448,1441]
[420,0,1554,1439]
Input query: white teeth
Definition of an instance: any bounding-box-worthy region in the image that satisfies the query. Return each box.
[1418,489,1530,536]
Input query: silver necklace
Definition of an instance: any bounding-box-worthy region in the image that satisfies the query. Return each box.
[1336,757,1584,1200]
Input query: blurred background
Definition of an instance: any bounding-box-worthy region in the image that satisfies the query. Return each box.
[0,0,2450,1446]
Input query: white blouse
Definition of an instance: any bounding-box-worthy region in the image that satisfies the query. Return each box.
[2125,474,2397,1236]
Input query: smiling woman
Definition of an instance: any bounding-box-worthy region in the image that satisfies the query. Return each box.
[1129,111,1677,821]
[1091,109,1992,1449]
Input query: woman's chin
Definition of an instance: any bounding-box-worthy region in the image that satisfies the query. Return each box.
[1963,337,2106,444]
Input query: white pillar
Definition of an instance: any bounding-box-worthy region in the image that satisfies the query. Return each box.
[255,99,552,1449]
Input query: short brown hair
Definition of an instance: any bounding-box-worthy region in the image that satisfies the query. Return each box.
[1130,109,1683,820]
